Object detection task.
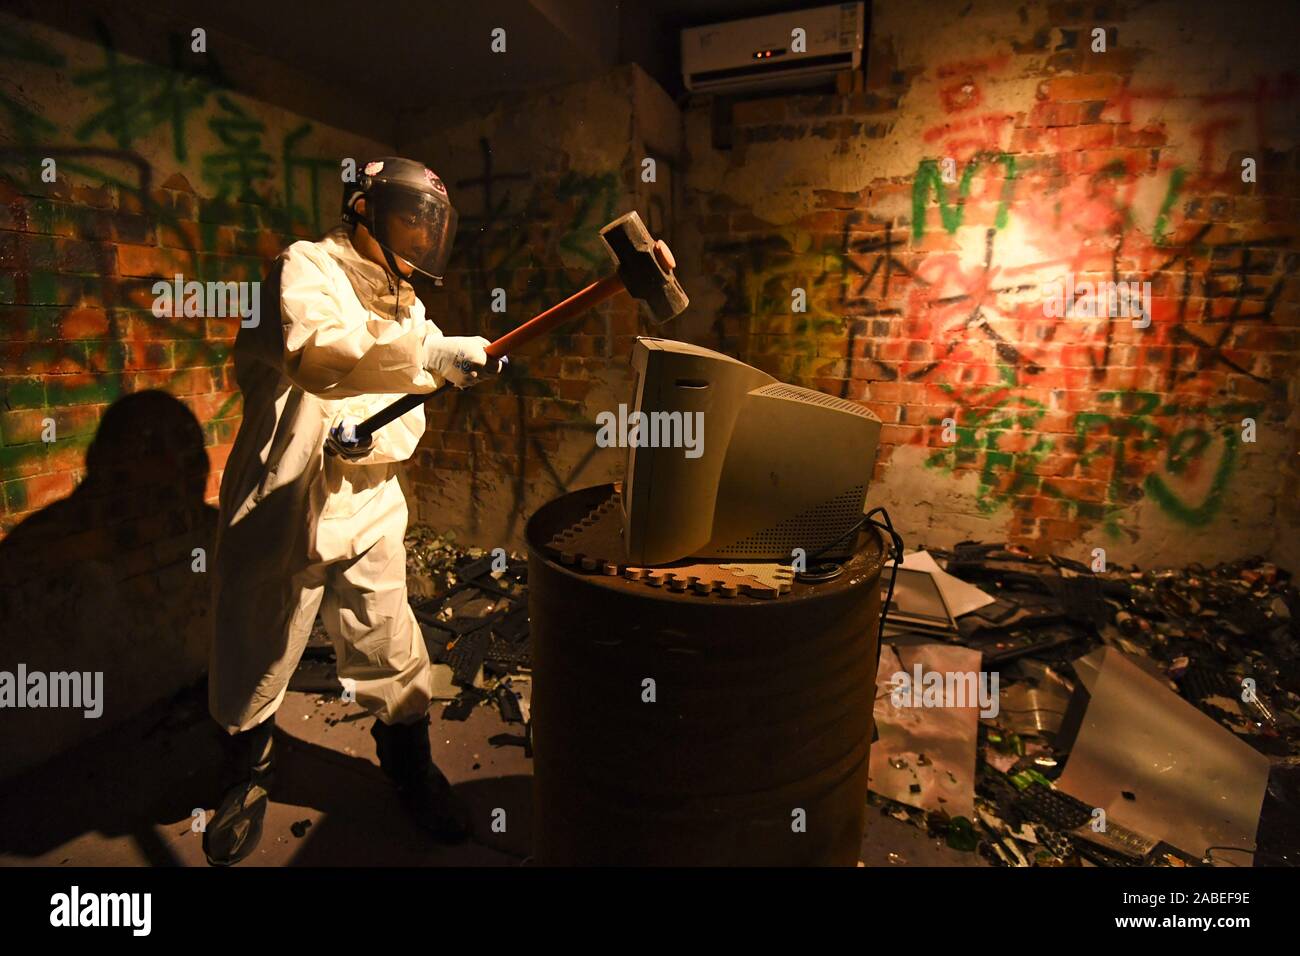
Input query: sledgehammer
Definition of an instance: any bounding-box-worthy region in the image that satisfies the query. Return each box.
[347,211,688,446]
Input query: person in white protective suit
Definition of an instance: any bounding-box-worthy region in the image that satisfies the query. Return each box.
[203,157,503,866]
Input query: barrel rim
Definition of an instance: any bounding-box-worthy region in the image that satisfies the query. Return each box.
[525,483,887,607]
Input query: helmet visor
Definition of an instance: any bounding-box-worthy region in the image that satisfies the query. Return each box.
[370,182,458,280]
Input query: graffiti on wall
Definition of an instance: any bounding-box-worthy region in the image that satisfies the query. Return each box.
[703,67,1296,541]
[451,136,622,315]
[3,21,640,540]
[0,21,352,513]
[1071,391,1262,530]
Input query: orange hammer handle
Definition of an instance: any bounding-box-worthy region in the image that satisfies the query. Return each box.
[484,274,624,358]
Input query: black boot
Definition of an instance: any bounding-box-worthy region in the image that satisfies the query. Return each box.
[203,718,275,866]
[370,715,471,843]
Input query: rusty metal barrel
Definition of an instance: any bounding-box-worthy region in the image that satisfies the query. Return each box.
[526,484,885,866]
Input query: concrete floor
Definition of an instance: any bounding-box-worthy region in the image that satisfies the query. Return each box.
[0,683,985,867]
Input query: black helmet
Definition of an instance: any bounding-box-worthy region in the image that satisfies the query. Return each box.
[342,157,458,282]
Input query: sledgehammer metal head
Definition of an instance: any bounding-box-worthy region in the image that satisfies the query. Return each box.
[599,211,688,323]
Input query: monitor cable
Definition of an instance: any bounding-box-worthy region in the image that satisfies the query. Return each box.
[798,506,905,670]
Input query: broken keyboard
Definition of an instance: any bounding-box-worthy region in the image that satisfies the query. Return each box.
[1015,783,1158,862]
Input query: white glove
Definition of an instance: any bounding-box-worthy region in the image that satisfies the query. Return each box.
[423,335,507,389]
[324,415,373,460]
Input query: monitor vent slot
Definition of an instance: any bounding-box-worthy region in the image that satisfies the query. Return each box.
[752,383,877,419]
[714,485,867,557]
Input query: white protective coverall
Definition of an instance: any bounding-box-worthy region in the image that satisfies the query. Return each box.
[210,225,455,734]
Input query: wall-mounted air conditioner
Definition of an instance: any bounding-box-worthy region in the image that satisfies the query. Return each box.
[682,2,864,94]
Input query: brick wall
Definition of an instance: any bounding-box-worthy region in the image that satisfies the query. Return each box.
[677,0,1300,570]
[0,13,384,777]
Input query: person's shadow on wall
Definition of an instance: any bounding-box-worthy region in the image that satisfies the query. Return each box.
[0,282,538,866]
[0,390,218,787]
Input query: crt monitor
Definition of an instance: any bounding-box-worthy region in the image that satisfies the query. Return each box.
[621,337,882,566]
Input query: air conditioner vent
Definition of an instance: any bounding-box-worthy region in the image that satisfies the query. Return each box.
[682,3,865,94]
